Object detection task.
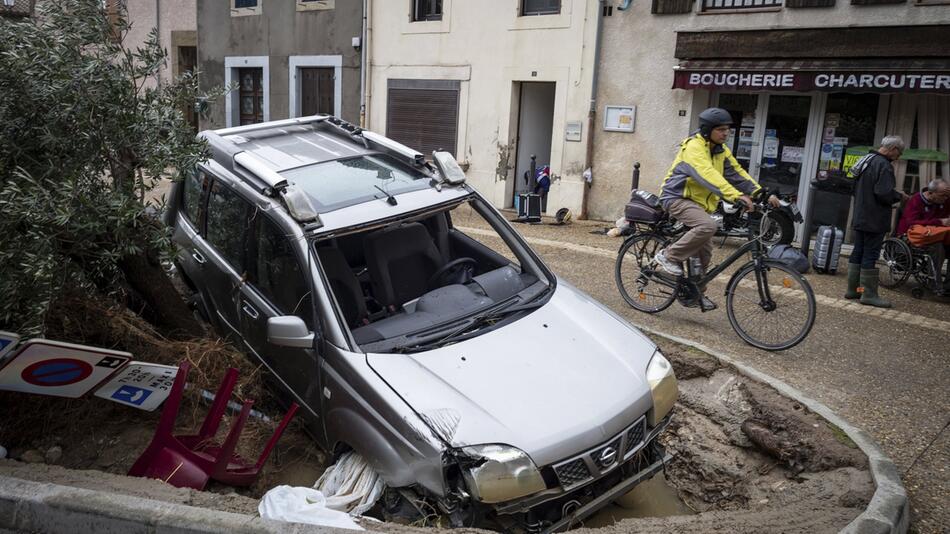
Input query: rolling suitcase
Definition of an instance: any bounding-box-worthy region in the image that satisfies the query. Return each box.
[517,193,542,223]
[812,225,843,274]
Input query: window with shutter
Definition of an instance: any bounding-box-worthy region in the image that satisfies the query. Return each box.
[386,80,460,158]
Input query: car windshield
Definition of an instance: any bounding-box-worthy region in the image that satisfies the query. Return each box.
[313,197,555,353]
[281,154,430,211]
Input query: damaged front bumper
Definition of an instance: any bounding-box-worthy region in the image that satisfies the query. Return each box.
[476,414,674,532]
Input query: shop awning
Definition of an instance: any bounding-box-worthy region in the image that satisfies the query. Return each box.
[672,59,950,94]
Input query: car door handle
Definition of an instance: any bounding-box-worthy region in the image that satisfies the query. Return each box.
[191,250,206,265]
[241,301,260,319]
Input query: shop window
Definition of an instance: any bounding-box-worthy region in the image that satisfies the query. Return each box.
[812,93,880,236]
[717,93,758,173]
[413,0,442,21]
[522,0,561,15]
[701,0,781,11]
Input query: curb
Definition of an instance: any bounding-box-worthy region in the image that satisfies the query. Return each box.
[635,323,909,534]
[0,474,344,534]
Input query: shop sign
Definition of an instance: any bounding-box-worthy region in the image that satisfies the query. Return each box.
[674,71,950,94]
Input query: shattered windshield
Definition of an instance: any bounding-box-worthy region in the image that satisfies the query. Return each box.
[281,154,430,211]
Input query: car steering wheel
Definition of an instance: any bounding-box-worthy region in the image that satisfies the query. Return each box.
[427,257,477,289]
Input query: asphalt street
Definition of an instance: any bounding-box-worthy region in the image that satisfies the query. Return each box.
[457,211,949,534]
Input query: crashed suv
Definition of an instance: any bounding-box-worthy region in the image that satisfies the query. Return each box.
[165,116,677,532]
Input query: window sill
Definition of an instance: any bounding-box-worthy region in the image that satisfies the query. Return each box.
[402,17,451,34]
[509,11,572,30]
[231,7,262,17]
[297,0,335,12]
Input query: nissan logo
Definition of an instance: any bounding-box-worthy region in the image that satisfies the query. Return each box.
[598,446,617,467]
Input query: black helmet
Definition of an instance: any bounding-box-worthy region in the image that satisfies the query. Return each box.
[698,107,733,137]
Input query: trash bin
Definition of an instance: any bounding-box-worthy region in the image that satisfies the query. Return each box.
[801,174,854,257]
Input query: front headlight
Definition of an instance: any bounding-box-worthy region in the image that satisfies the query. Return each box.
[459,444,546,503]
[646,350,678,426]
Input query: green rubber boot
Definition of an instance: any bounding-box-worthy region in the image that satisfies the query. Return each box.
[859,269,892,308]
[844,263,861,299]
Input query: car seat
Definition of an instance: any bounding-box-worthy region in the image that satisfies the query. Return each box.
[364,222,444,308]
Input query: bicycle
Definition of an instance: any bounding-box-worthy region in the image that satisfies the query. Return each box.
[615,200,816,351]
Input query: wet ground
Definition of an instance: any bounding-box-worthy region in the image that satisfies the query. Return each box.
[454,209,948,534]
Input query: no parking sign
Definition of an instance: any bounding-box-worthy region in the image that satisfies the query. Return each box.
[0,339,131,398]
[0,331,20,366]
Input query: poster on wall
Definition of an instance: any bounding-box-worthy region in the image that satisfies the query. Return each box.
[741,113,755,127]
[823,127,836,142]
[782,146,804,163]
[603,105,636,132]
[825,113,840,128]
[726,128,737,151]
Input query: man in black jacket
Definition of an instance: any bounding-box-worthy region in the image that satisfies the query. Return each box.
[845,136,909,308]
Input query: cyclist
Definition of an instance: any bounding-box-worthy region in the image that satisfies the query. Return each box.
[654,107,778,310]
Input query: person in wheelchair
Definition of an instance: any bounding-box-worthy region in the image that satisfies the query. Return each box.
[654,107,779,310]
[896,178,950,296]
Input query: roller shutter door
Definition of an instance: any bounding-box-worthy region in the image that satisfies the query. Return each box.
[386,79,460,157]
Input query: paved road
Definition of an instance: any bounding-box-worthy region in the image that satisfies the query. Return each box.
[458,212,949,534]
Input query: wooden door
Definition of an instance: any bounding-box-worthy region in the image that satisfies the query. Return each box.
[178,46,199,131]
[300,68,335,117]
[238,68,264,126]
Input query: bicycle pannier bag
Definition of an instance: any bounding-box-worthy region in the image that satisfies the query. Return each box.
[812,225,843,274]
[625,189,663,224]
[768,244,810,274]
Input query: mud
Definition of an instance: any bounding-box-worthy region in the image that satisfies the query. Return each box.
[0,337,873,534]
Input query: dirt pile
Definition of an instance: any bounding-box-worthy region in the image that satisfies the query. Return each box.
[0,294,328,498]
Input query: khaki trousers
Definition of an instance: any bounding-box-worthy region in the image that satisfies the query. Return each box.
[665,198,717,269]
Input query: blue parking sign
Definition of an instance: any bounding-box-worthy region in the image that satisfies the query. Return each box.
[110,385,152,406]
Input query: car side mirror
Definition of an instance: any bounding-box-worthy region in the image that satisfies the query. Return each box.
[267,316,316,348]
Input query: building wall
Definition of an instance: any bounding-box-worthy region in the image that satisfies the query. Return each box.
[367,0,599,214]
[124,0,197,87]
[197,0,362,128]
[589,2,950,221]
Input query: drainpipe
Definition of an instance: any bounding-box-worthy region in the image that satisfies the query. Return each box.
[155,0,162,86]
[580,0,605,220]
[360,0,372,128]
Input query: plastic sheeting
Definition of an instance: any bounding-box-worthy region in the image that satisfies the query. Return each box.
[259,451,385,529]
[259,486,363,530]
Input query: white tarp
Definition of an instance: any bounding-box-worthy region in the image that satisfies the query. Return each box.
[259,486,362,530]
[259,451,385,529]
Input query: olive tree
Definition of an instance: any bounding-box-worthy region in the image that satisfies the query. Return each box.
[0,0,225,337]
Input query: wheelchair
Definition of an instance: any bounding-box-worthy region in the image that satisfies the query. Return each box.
[878,236,947,298]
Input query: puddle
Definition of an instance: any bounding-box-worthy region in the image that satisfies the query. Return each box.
[581,473,693,528]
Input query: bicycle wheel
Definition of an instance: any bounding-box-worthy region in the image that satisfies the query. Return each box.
[725,260,816,351]
[615,234,678,313]
[878,238,912,289]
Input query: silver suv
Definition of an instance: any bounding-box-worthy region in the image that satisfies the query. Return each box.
[165,116,677,531]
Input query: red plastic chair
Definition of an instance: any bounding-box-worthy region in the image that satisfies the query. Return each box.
[128,360,298,490]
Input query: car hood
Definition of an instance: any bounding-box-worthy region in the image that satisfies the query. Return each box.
[366,280,657,467]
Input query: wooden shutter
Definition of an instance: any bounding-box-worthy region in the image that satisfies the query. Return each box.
[651,0,694,14]
[386,79,460,157]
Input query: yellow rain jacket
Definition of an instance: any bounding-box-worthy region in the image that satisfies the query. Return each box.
[659,133,761,213]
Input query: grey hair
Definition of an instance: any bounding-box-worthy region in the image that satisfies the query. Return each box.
[880,135,906,151]
[928,178,948,191]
